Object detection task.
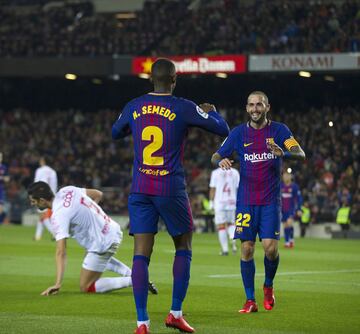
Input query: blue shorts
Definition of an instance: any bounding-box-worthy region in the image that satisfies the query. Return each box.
[128,193,194,236]
[281,210,295,222]
[234,204,281,241]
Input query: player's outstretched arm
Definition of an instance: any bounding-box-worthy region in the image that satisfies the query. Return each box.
[112,122,131,139]
[211,152,233,170]
[41,239,67,296]
[112,106,131,140]
[188,102,229,137]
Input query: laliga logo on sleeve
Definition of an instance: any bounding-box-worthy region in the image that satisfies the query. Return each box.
[196,106,209,119]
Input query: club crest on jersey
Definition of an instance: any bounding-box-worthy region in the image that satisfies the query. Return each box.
[196,106,209,119]
[266,137,275,144]
[244,152,277,163]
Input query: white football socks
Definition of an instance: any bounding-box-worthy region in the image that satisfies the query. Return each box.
[218,229,229,253]
[106,257,132,276]
[170,310,182,319]
[34,221,44,240]
[137,320,150,328]
[227,224,235,240]
[94,277,132,293]
[227,224,237,252]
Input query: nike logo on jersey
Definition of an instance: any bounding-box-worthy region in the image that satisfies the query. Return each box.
[244,142,253,147]
[275,232,280,235]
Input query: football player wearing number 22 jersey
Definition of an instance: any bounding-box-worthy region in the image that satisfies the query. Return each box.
[212,91,305,314]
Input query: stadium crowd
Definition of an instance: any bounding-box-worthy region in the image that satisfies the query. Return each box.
[0,0,360,57]
[1,105,359,224]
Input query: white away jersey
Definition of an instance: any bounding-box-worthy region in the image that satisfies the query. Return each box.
[209,167,240,211]
[34,165,58,193]
[51,186,122,253]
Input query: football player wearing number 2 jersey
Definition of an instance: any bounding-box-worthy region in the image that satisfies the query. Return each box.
[112,58,229,334]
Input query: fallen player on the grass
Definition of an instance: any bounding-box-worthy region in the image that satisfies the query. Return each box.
[27,181,158,296]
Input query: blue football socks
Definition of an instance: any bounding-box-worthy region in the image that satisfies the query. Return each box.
[132,255,150,321]
[284,227,291,243]
[290,226,294,240]
[241,259,255,300]
[264,255,279,287]
[171,250,192,311]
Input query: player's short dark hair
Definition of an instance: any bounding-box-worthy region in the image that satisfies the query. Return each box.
[39,155,51,164]
[27,181,54,200]
[151,58,176,84]
[248,91,269,104]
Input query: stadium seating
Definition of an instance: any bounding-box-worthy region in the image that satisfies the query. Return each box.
[0,0,359,57]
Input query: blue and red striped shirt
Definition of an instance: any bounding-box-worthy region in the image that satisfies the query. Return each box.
[112,93,229,196]
[281,182,302,213]
[217,121,298,205]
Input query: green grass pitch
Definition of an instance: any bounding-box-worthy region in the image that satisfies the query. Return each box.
[1,225,360,334]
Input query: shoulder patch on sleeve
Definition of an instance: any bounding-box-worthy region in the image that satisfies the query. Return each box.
[196,105,209,119]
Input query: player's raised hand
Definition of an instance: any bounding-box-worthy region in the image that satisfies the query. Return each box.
[199,103,216,113]
[219,158,233,170]
[41,285,61,296]
[267,142,284,157]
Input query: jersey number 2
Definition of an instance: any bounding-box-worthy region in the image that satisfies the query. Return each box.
[142,126,164,166]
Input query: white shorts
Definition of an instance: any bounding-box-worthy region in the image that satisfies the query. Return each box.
[82,243,119,272]
[214,210,235,225]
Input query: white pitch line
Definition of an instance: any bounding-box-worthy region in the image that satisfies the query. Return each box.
[276,279,360,287]
[208,268,360,278]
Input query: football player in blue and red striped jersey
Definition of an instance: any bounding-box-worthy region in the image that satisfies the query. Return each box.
[112,58,229,334]
[281,172,303,248]
[212,91,305,314]
[0,152,10,202]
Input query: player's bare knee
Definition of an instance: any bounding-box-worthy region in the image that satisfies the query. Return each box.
[241,243,255,259]
[217,224,226,230]
[134,237,154,257]
[173,231,192,251]
[265,246,278,260]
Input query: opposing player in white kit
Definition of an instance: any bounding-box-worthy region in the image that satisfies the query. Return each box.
[33,157,58,240]
[209,167,240,255]
[27,181,158,296]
